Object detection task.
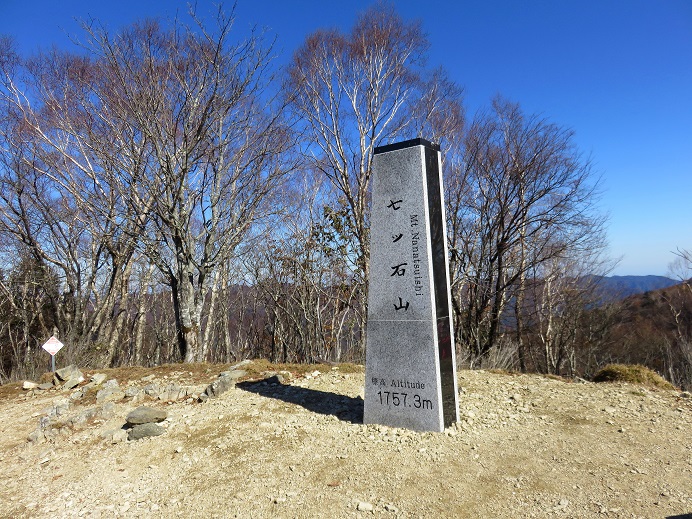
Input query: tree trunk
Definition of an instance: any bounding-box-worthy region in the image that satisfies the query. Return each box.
[201,268,222,362]
[515,278,527,373]
[515,233,528,372]
[133,263,154,366]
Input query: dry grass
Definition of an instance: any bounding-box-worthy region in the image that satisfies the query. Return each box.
[240,359,363,378]
[0,360,365,403]
[0,382,23,400]
[82,360,364,386]
[592,364,675,389]
[487,368,519,376]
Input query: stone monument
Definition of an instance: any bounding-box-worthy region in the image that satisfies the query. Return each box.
[363,137,459,432]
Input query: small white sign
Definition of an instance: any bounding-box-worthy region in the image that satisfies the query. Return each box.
[42,336,64,356]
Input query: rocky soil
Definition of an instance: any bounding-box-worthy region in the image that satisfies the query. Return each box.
[1,362,691,518]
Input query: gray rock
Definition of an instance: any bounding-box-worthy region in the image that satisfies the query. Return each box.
[69,389,85,401]
[100,390,126,403]
[27,429,46,443]
[55,365,83,382]
[70,407,100,427]
[131,392,146,404]
[37,382,54,390]
[90,373,107,386]
[202,370,246,400]
[42,425,62,440]
[67,402,114,427]
[101,428,128,444]
[62,376,84,390]
[264,374,288,385]
[32,402,117,443]
[49,398,72,417]
[158,383,185,401]
[126,406,168,426]
[124,387,141,398]
[143,383,161,398]
[96,385,126,403]
[128,423,165,440]
[100,402,116,419]
[206,378,232,398]
[220,369,248,380]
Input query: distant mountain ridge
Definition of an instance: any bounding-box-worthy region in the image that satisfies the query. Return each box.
[593,275,678,300]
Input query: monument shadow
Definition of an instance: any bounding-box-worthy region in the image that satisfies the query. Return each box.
[237,379,364,424]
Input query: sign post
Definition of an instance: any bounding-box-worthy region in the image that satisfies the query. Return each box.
[42,336,64,372]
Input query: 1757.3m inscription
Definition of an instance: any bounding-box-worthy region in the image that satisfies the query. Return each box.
[370,376,432,410]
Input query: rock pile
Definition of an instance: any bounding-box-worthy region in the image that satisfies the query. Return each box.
[23,367,196,444]
[22,361,255,447]
[28,399,116,443]
[199,360,253,401]
[24,360,292,446]
[125,406,168,441]
[199,369,246,401]
[96,379,126,403]
[54,365,85,389]
[22,364,88,392]
[141,381,201,402]
[23,366,205,404]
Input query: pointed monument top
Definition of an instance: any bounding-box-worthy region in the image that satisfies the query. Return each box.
[374,138,440,155]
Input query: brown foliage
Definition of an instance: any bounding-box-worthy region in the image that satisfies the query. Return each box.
[593,363,675,389]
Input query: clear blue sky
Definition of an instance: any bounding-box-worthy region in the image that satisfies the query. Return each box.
[1,0,690,276]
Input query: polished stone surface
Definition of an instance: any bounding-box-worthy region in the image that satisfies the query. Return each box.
[363,139,458,432]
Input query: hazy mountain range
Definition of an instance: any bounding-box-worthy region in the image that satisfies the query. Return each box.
[592,275,679,301]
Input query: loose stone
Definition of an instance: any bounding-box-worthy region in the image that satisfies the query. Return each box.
[357,502,373,512]
[126,406,168,426]
[128,423,165,441]
[90,373,107,385]
[62,377,84,390]
[55,365,83,382]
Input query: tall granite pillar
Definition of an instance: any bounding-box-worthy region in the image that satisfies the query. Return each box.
[363,138,459,432]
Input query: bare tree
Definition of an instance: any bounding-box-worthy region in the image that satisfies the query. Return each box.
[670,249,692,282]
[523,238,610,376]
[662,249,692,388]
[446,97,606,366]
[81,11,295,362]
[244,174,365,363]
[0,6,296,365]
[288,5,464,277]
[289,6,413,279]
[0,252,60,380]
[0,35,150,367]
[287,5,463,358]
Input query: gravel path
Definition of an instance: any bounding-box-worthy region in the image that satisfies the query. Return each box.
[1,365,690,518]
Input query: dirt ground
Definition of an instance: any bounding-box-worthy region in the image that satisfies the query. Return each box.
[0,363,690,518]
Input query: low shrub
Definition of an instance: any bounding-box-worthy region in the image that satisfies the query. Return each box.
[592,364,675,389]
